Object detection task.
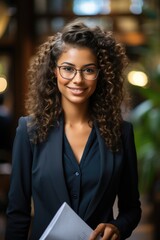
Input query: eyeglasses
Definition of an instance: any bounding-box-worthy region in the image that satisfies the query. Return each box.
[56,65,100,81]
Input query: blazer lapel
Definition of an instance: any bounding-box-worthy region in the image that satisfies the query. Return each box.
[44,119,114,218]
[46,118,71,206]
[84,125,115,220]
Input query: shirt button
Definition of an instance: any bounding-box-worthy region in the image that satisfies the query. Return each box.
[75,171,79,176]
[72,194,78,199]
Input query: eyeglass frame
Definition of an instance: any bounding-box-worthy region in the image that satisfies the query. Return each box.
[56,65,100,81]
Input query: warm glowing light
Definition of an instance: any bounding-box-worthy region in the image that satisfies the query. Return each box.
[128,71,148,87]
[0,76,8,92]
[0,2,10,38]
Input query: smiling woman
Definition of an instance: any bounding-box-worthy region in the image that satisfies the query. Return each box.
[54,47,98,106]
[5,19,141,240]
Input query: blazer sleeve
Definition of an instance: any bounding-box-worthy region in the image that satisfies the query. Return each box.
[5,117,33,240]
[110,122,141,239]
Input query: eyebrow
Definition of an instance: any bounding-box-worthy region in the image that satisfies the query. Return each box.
[60,62,97,67]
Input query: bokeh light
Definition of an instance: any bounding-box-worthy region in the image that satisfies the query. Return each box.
[128,70,148,87]
[0,76,8,93]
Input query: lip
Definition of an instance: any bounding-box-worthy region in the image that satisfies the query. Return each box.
[67,86,87,95]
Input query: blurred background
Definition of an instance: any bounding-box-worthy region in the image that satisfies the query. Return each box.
[0,0,160,239]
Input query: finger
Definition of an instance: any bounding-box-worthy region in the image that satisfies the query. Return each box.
[105,224,120,238]
[101,226,112,239]
[101,232,119,240]
[89,231,101,240]
[89,223,106,240]
[111,233,119,240]
[101,224,120,240]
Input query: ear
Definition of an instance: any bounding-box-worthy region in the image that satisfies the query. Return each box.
[54,68,57,77]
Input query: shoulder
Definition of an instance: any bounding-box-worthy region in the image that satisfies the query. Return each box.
[16,116,31,132]
[121,120,135,142]
[121,120,133,132]
[15,116,34,142]
[12,116,33,154]
[17,115,30,125]
[122,121,134,142]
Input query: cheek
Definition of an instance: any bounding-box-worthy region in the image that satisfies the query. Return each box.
[57,76,68,93]
[57,79,63,93]
[89,81,97,93]
[54,68,58,78]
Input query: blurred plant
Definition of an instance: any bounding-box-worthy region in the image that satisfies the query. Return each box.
[131,69,160,193]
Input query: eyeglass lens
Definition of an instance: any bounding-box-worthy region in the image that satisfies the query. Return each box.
[58,66,99,80]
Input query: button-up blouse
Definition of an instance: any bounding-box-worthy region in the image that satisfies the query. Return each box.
[63,127,100,219]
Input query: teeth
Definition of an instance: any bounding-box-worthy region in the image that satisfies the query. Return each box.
[70,88,84,93]
[73,89,83,92]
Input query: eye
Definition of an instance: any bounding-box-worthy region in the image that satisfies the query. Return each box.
[61,66,75,72]
[83,68,97,74]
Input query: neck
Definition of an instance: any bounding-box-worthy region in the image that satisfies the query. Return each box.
[62,101,90,126]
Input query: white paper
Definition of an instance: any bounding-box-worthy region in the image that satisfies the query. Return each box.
[39,202,101,240]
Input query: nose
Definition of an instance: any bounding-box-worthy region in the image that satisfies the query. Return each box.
[72,70,83,83]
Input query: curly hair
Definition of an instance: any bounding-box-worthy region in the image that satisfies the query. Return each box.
[25,20,129,152]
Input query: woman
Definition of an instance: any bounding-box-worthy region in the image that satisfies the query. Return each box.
[5,20,141,240]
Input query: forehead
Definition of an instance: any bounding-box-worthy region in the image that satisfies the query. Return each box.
[57,45,97,65]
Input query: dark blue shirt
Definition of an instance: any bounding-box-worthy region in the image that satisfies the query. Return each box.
[63,127,100,218]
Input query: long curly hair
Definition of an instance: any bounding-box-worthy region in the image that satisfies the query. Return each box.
[25,20,129,152]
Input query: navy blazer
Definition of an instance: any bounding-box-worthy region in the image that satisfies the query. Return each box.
[5,116,141,240]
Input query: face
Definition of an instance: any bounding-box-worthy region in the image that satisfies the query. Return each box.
[54,46,98,108]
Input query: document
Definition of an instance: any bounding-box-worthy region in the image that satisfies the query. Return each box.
[39,202,101,240]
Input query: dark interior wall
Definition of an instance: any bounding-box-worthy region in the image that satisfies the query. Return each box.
[13,0,35,124]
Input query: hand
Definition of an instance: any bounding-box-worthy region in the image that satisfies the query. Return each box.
[89,223,120,240]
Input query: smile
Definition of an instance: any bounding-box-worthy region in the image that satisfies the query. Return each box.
[67,87,86,94]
